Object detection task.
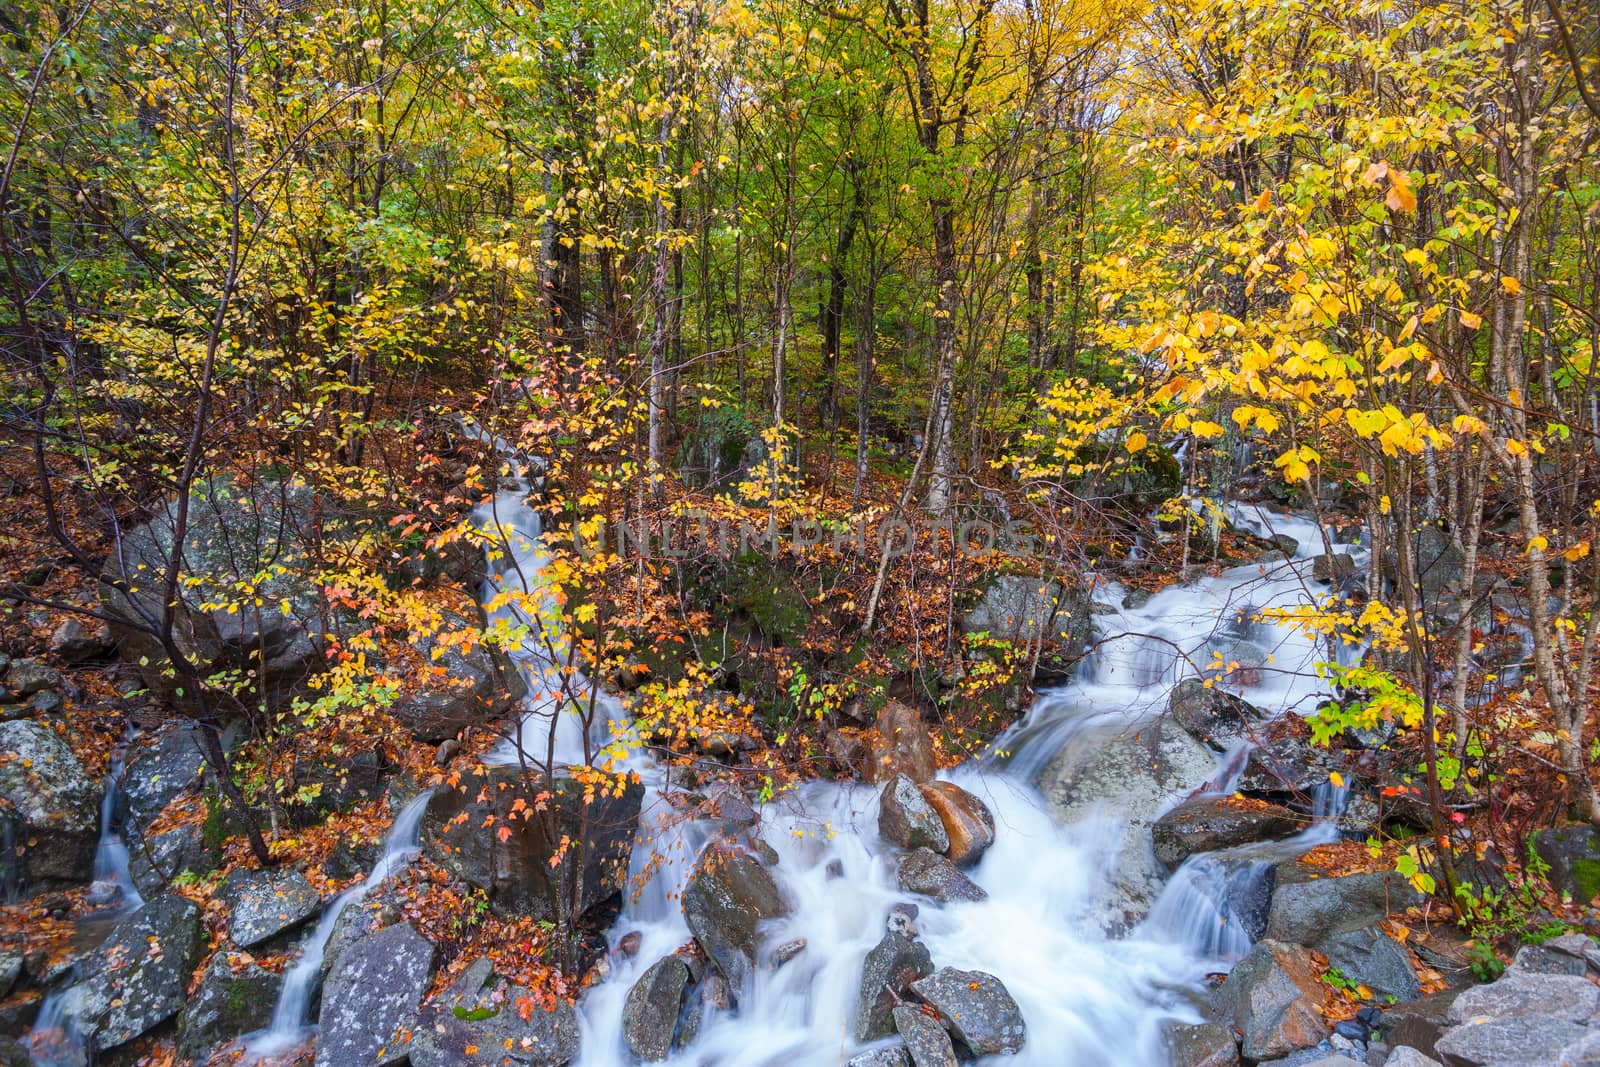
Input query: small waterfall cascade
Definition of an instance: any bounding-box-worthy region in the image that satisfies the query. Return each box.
[244,789,434,1059]
[89,741,144,911]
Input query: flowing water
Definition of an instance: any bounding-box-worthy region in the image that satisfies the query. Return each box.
[244,788,435,1059]
[457,440,1375,1067]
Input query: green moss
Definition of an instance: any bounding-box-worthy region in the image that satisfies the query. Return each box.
[1570,857,1600,903]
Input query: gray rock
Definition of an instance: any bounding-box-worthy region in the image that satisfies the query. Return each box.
[622,956,692,1061]
[1377,990,1459,1058]
[909,967,1025,1056]
[846,1046,912,1067]
[959,575,1092,651]
[1164,1020,1240,1067]
[129,822,216,897]
[1433,1014,1589,1066]
[1220,940,1331,1061]
[896,849,986,903]
[222,867,321,947]
[878,776,948,852]
[891,1004,959,1067]
[681,843,788,990]
[3,659,60,697]
[177,951,282,1062]
[1152,796,1302,868]
[854,931,934,1042]
[50,619,115,664]
[1313,553,1357,581]
[0,720,98,892]
[314,922,436,1067]
[1320,925,1420,1003]
[1509,934,1594,977]
[1038,716,1217,922]
[1383,1049,1444,1067]
[1445,971,1600,1024]
[1529,825,1600,905]
[1168,679,1269,751]
[82,894,205,1051]
[407,956,580,1067]
[421,766,642,922]
[122,721,208,836]
[772,938,807,967]
[386,613,523,743]
[1265,870,1422,945]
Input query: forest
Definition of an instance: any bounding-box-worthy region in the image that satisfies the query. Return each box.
[2,0,1600,1065]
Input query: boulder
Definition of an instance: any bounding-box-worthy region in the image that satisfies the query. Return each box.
[0,721,99,892]
[314,922,436,1067]
[407,956,580,1067]
[77,894,205,1051]
[878,777,948,852]
[1219,940,1330,1061]
[909,967,1025,1056]
[121,721,208,836]
[1508,933,1597,976]
[1445,971,1600,1024]
[853,702,938,785]
[1264,869,1422,945]
[847,1047,912,1067]
[1313,553,1357,582]
[854,931,934,1042]
[896,849,987,903]
[891,1004,959,1067]
[177,951,282,1063]
[1164,1020,1240,1067]
[100,475,339,715]
[49,620,115,664]
[421,765,641,921]
[1037,716,1220,922]
[4,659,60,698]
[917,782,994,868]
[222,867,322,948]
[681,843,788,990]
[386,614,524,742]
[1382,1050,1444,1067]
[129,822,216,897]
[1168,679,1270,751]
[287,748,392,826]
[622,956,692,1061]
[1377,990,1460,1058]
[1433,1015,1589,1067]
[959,575,1091,653]
[1320,925,1420,1002]
[1530,825,1600,905]
[1151,797,1302,869]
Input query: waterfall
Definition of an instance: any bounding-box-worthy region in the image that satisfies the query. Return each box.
[89,743,143,911]
[244,789,433,1059]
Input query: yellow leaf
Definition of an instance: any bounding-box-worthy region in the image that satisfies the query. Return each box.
[1330,771,1345,788]
[1386,170,1417,212]
[1459,311,1483,329]
[1125,431,1147,453]
[1527,534,1549,555]
[1191,420,1225,439]
[1500,275,1521,294]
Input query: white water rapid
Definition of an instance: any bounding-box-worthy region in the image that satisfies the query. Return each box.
[463,440,1369,1066]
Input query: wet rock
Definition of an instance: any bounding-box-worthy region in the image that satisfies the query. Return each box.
[854,931,934,1042]
[49,619,114,664]
[1445,971,1600,1024]
[681,842,788,990]
[386,613,523,742]
[846,1046,912,1067]
[222,867,321,948]
[177,951,281,1063]
[80,894,205,1051]
[1038,715,1217,922]
[129,822,216,897]
[3,660,60,698]
[121,721,208,836]
[891,1004,959,1067]
[909,967,1025,1056]
[1433,1014,1589,1066]
[1168,679,1270,751]
[1219,940,1330,1061]
[421,766,642,922]
[896,849,986,904]
[1508,933,1597,976]
[617,932,643,958]
[1313,553,1357,582]
[622,956,692,1061]
[772,938,806,967]
[407,956,580,1067]
[917,782,994,868]
[0,1035,32,1066]
[854,702,939,785]
[1151,796,1302,869]
[0,720,98,892]
[100,476,338,715]
[879,776,948,852]
[315,921,436,1067]
[1264,869,1422,945]
[1320,925,1419,1003]
[1529,824,1600,905]
[1164,1020,1240,1067]
[1377,990,1460,1059]
[700,782,758,835]
[288,748,391,826]
[959,575,1091,653]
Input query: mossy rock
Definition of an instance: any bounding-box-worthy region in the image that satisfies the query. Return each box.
[1065,439,1182,514]
[726,553,811,645]
[1532,825,1600,905]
